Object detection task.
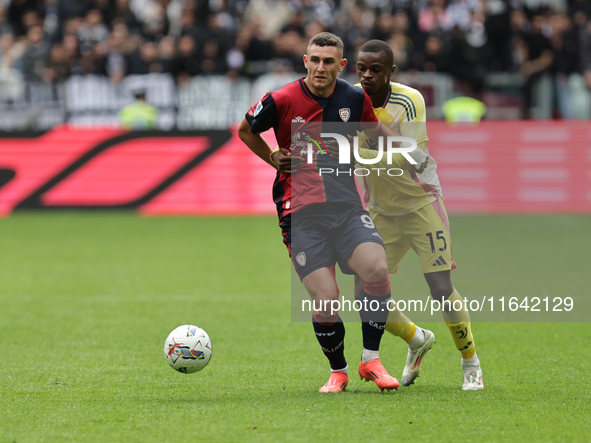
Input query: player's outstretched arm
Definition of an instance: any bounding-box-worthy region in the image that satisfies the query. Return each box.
[377,122,427,168]
[356,123,425,169]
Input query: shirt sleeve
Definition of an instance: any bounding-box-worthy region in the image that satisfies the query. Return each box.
[245,92,279,134]
[399,91,429,147]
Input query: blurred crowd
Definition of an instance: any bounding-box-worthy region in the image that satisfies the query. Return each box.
[0,0,590,96]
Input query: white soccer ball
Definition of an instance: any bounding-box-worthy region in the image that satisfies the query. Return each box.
[164,325,212,374]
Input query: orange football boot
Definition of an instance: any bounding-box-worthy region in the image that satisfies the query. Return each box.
[358,358,399,392]
[318,371,348,393]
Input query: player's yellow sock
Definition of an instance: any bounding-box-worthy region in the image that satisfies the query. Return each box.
[385,305,416,342]
[442,289,475,359]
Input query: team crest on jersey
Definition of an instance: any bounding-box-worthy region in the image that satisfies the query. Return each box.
[296,252,306,266]
[292,116,305,123]
[339,108,351,122]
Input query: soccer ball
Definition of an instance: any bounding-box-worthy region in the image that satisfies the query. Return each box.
[164,325,212,374]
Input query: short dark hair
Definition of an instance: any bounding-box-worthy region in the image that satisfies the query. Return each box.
[307,32,344,53]
[359,39,394,68]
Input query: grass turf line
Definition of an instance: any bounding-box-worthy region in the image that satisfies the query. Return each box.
[0,213,589,442]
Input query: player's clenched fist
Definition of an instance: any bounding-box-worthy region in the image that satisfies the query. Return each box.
[271,148,304,173]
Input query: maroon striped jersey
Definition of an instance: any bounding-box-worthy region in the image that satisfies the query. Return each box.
[245,77,378,219]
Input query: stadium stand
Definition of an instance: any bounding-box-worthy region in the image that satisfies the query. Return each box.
[0,0,590,129]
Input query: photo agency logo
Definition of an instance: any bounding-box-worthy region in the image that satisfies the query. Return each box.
[289,123,420,177]
[314,133,419,177]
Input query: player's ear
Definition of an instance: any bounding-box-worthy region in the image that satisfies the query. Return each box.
[303,54,308,68]
[339,58,347,72]
[390,65,397,77]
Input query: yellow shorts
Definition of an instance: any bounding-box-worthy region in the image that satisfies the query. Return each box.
[370,197,456,274]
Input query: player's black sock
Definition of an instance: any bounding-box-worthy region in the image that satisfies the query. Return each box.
[312,316,347,370]
[359,291,391,351]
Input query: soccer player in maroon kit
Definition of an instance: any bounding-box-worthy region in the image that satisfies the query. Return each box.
[238,33,414,393]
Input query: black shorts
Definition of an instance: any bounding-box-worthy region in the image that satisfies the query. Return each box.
[280,203,385,280]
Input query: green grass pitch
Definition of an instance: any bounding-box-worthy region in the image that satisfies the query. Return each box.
[0,212,589,442]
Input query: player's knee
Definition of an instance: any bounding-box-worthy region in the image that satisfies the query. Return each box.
[425,271,453,303]
[430,285,454,304]
[363,260,389,282]
[307,282,339,301]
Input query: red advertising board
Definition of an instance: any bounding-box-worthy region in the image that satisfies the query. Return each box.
[0,122,589,215]
[426,121,591,213]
